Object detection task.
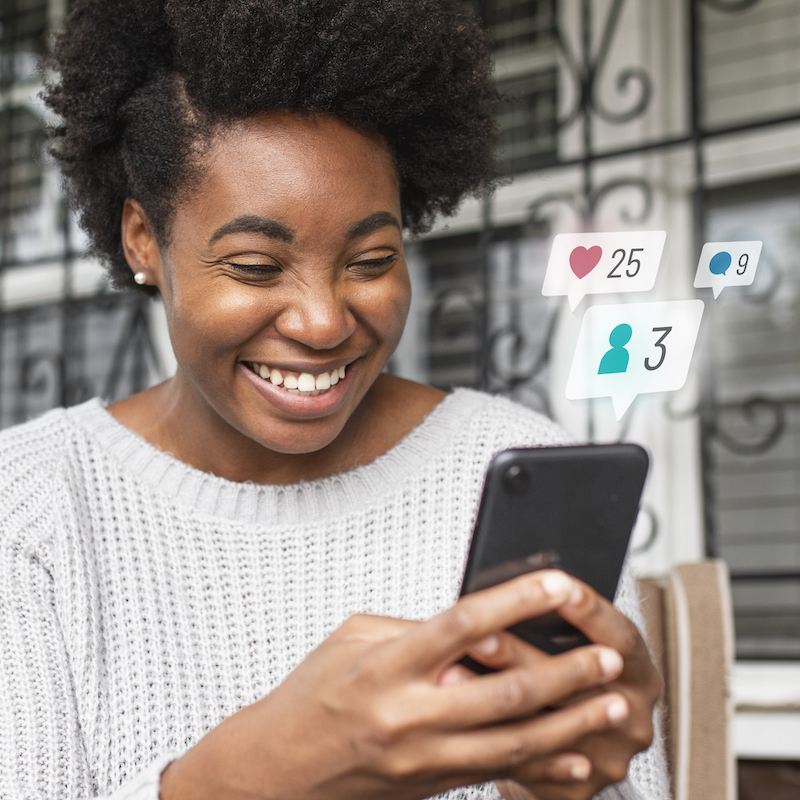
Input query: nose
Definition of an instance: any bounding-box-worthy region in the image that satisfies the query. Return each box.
[275,282,357,351]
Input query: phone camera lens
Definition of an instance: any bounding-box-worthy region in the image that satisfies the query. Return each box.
[503,465,529,494]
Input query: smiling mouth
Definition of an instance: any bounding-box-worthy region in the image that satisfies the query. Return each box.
[247,362,348,396]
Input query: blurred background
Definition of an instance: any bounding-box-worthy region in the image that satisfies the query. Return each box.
[1,0,799,793]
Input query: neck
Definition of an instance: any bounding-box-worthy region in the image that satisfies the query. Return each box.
[108,373,445,485]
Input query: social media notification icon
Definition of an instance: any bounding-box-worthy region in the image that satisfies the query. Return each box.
[542,231,666,311]
[566,300,704,419]
[693,241,762,299]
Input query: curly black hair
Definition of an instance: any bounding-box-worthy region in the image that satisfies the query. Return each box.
[44,0,500,294]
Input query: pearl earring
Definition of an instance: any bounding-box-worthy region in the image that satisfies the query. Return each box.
[133,272,148,285]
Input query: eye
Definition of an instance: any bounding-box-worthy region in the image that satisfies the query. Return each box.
[349,254,397,273]
[223,261,282,278]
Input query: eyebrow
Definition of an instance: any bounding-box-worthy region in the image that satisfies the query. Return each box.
[208,210,401,247]
[208,215,295,246]
[347,211,401,240]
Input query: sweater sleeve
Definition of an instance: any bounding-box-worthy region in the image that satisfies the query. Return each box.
[0,473,177,799]
[0,428,177,800]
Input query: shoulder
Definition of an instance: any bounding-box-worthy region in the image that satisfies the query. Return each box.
[0,403,93,533]
[441,388,574,451]
[0,405,74,476]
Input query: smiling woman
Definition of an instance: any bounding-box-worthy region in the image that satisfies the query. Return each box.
[113,113,418,482]
[0,2,668,800]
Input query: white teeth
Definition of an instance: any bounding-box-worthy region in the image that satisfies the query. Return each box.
[297,373,316,392]
[253,363,347,394]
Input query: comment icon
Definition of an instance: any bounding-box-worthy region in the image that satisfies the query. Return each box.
[566,300,705,420]
[693,241,762,299]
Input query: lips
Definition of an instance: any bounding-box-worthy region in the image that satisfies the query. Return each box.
[240,358,360,418]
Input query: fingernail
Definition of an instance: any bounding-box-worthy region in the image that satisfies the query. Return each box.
[439,665,470,686]
[473,634,500,657]
[607,698,629,723]
[569,583,583,605]
[570,760,591,781]
[541,570,571,598]
[599,648,623,678]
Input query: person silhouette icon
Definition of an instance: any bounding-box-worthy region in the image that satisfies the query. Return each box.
[598,323,632,374]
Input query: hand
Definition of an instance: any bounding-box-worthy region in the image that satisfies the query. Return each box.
[160,570,630,800]
[490,580,663,800]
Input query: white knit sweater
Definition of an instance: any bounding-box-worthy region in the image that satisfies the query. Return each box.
[0,389,669,800]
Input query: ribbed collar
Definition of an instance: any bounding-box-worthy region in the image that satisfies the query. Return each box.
[65,389,491,526]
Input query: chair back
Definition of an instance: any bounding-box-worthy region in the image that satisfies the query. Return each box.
[638,561,736,800]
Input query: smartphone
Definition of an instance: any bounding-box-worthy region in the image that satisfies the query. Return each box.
[460,443,649,657]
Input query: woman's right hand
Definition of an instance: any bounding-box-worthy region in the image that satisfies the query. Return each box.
[159,570,628,800]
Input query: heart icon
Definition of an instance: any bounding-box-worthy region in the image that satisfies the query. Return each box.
[569,245,602,279]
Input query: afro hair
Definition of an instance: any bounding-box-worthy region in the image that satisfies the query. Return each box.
[44,0,501,293]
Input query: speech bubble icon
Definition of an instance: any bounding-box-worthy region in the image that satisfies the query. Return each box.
[694,241,762,298]
[543,231,666,312]
[566,299,705,420]
[709,251,731,275]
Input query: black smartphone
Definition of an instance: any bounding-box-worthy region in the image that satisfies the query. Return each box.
[460,443,649,658]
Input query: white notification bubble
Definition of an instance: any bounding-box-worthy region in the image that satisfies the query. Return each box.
[566,299,704,420]
[693,240,762,299]
[542,231,666,312]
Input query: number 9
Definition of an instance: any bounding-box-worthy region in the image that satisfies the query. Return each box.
[737,254,749,275]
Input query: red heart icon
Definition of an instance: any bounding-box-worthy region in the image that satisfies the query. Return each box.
[569,245,602,279]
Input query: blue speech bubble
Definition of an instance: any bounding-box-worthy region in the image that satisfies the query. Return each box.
[709,251,732,275]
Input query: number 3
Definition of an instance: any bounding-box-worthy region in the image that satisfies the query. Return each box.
[644,326,672,371]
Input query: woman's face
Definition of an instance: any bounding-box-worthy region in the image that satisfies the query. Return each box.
[136,113,411,461]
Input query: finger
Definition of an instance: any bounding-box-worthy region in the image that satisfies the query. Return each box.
[333,613,420,644]
[557,581,651,666]
[462,630,547,672]
[439,663,476,686]
[462,631,622,688]
[430,692,629,779]
[386,570,573,674]
[431,645,624,730]
[499,751,593,786]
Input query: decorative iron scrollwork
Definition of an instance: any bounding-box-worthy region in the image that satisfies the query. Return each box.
[21,350,62,404]
[554,0,653,132]
[589,177,653,224]
[630,503,659,555]
[715,396,786,455]
[489,307,559,388]
[525,177,653,237]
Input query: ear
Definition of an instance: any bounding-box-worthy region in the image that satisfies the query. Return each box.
[121,198,164,288]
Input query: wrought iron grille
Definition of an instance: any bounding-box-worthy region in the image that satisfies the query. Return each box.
[0,0,162,422]
[2,0,800,657]
[427,0,800,658]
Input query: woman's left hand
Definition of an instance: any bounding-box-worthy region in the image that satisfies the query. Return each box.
[444,578,663,800]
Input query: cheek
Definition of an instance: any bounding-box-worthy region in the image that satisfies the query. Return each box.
[166,278,278,365]
[359,271,412,348]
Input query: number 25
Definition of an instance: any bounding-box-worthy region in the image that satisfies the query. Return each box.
[608,248,644,278]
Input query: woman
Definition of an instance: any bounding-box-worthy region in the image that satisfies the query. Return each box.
[0,1,666,798]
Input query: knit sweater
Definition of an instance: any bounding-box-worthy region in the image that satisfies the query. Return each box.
[0,389,669,800]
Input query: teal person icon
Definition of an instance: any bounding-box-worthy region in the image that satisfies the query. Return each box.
[598,323,632,375]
